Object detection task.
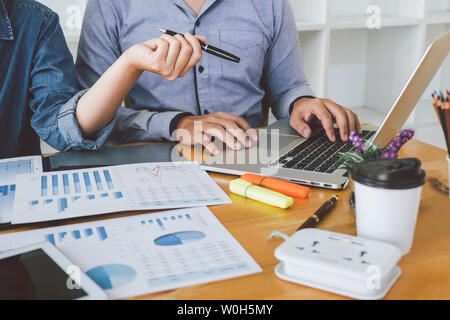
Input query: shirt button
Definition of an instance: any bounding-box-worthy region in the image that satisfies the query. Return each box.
[198,66,204,73]
[195,20,201,27]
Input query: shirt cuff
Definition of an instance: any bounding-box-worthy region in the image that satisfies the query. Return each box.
[147,111,192,141]
[275,86,316,119]
[57,90,115,150]
[169,112,193,139]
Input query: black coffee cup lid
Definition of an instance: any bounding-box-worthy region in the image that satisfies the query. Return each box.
[351,158,426,190]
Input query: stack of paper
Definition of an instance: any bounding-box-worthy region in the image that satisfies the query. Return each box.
[0,207,261,299]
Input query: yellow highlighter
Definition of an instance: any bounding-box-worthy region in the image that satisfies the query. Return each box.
[229,179,294,209]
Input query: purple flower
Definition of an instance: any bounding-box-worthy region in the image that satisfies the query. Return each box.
[349,131,366,153]
[381,129,414,159]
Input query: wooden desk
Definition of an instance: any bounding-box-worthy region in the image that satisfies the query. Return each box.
[1,139,449,300]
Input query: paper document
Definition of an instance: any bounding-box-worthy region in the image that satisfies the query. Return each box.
[11,162,231,224]
[0,207,262,299]
[0,156,43,223]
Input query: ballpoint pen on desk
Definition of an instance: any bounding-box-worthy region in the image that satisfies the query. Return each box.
[297,195,339,231]
[158,27,241,63]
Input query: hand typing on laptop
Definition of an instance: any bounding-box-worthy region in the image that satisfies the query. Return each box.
[174,97,361,155]
[290,97,362,143]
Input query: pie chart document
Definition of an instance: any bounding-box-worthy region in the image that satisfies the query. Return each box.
[0,207,262,299]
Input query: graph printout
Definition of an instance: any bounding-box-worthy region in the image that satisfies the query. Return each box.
[0,156,43,223]
[11,162,231,224]
[0,207,262,299]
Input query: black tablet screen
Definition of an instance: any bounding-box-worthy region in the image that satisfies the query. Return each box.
[0,249,87,300]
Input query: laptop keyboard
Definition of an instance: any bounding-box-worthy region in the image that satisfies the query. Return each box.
[276,130,376,174]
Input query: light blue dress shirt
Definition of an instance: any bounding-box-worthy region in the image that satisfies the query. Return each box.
[76,0,315,144]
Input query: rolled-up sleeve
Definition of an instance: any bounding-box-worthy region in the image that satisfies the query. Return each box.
[57,90,116,150]
[29,10,113,152]
[263,0,315,119]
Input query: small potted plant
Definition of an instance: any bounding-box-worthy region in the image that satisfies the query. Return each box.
[340,129,415,210]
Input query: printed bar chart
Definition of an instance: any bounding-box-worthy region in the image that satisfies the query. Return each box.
[11,162,230,224]
[0,156,42,223]
[45,226,108,246]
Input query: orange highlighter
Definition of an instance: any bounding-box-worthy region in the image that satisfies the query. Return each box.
[240,174,310,199]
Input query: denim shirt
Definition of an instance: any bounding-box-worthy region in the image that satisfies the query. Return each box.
[76,0,315,144]
[0,0,114,159]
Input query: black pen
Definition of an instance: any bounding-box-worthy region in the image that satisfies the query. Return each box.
[158,27,241,63]
[297,195,339,231]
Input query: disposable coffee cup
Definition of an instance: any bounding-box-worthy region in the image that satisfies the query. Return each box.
[352,158,426,255]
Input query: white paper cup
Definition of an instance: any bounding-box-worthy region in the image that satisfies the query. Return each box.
[352,158,426,255]
[354,181,423,255]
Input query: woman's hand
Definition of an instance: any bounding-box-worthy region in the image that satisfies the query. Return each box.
[125,32,206,80]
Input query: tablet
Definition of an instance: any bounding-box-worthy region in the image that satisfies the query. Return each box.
[0,242,108,300]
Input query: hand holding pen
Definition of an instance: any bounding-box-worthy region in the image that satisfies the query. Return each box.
[127,32,206,80]
[159,28,241,63]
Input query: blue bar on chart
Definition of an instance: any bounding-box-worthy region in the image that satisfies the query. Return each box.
[84,228,94,237]
[73,173,81,193]
[113,191,123,199]
[72,196,81,202]
[41,176,47,197]
[156,218,166,231]
[93,171,103,191]
[45,234,56,246]
[71,230,81,240]
[52,175,59,196]
[100,193,109,198]
[44,199,53,204]
[63,174,70,194]
[83,172,92,192]
[186,214,192,220]
[57,198,68,214]
[29,200,39,206]
[96,226,108,241]
[58,232,67,241]
[103,170,114,189]
[86,195,95,200]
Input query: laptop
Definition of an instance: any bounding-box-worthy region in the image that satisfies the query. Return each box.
[201,31,450,190]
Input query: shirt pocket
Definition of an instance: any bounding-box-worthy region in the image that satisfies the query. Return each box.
[219,29,265,84]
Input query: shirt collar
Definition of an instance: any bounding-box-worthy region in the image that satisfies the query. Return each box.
[172,0,219,19]
[0,0,13,41]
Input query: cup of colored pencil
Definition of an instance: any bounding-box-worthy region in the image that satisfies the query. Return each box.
[431,90,450,197]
